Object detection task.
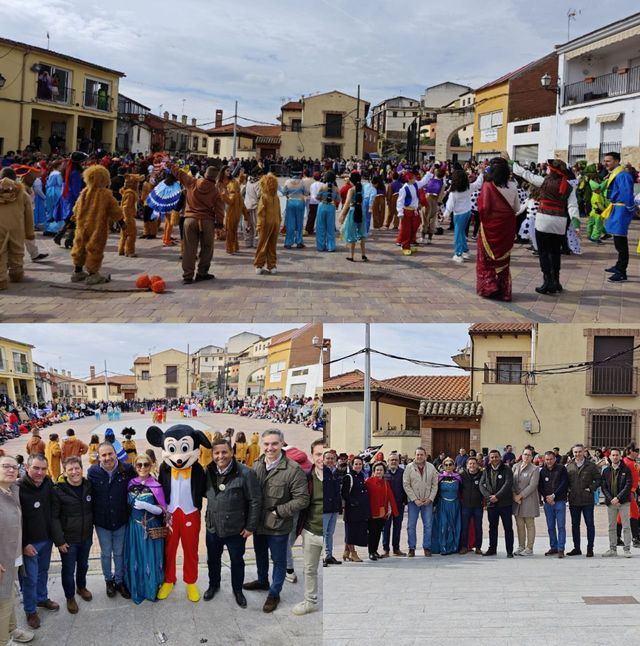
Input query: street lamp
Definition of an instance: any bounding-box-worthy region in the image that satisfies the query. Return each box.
[0,73,6,89]
[540,73,560,94]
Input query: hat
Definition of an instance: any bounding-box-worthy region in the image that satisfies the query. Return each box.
[70,151,88,163]
[404,170,415,181]
[547,159,569,174]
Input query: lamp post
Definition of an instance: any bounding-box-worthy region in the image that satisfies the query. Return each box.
[540,73,560,94]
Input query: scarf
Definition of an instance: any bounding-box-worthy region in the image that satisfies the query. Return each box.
[548,165,570,196]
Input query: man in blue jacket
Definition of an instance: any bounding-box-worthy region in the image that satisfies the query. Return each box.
[603,151,635,282]
[382,452,406,557]
[322,449,342,566]
[87,442,135,599]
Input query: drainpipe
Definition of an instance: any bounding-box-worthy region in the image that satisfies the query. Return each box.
[18,49,29,150]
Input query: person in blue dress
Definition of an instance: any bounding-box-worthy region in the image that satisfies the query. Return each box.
[602,151,636,282]
[338,171,368,262]
[124,455,166,604]
[281,170,307,248]
[32,171,47,229]
[45,161,64,222]
[431,458,462,555]
[315,171,340,252]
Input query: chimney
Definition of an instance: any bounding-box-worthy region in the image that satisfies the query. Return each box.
[191,117,197,127]
[215,109,223,128]
[181,115,187,125]
[171,113,177,121]
[90,366,96,379]
[163,111,169,120]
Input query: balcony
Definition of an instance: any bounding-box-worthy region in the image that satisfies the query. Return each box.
[83,91,113,113]
[13,362,30,375]
[563,65,640,107]
[590,365,637,395]
[483,363,534,385]
[35,83,74,106]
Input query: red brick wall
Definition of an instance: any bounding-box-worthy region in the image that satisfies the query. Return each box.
[508,54,558,122]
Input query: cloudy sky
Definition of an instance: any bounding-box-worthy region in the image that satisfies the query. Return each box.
[1,324,299,378]
[325,324,470,380]
[1,0,638,125]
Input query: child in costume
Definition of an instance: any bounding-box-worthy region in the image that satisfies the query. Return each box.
[587,180,606,244]
[146,170,182,240]
[70,165,125,285]
[254,173,281,275]
[221,169,249,254]
[118,174,144,257]
[339,171,369,262]
[519,187,541,253]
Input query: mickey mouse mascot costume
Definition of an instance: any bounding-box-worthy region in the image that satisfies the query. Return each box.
[147,424,212,602]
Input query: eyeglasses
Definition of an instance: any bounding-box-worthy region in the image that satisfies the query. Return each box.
[1,464,19,471]
[136,462,151,468]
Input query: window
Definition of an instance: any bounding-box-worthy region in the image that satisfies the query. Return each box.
[402,122,406,130]
[323,144,341,159]
[36,64,72,104]
[213,139,221,155]
[141,370,150,381]
[291,368,309,377]
[479,110,503,143]
[12,352,29,374]
[405,409,420,430]
[270,361,286,382]
[166,365,178,384]
[592,336,634,395]
[392,111,398,117]
[589,411,633,448]
[202,137,207,148]
[514,123,540,134]
[0,349,5,371]
[193,136,199,149]
[166,388,178,399]
[324,113,343,138]
[291,119,302,132]
[84,78,111,111]
[136,128,141,143]
[496,357,523,384]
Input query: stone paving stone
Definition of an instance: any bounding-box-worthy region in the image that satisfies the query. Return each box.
[2,221,639,322]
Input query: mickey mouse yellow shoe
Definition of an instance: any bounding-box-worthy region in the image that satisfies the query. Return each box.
[186,584,200,602]
[156,582,174,600]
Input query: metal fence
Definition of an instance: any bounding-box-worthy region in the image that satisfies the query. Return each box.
[568,144,587,166]
[563,65,640,107]
[599,141,622,160]
[589,412,633,449]
[590,365,637,395]
[483,363,534,385]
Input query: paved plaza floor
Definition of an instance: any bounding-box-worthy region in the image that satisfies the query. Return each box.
[324,508,640,646]
[3,219,639,323]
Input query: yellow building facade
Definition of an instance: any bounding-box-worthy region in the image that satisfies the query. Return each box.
[264,339,292,396]
[0,337,37,404]
[279,91,370,159]
[132,349,189,400]
[472,82,509,160]
[470,323,640,453]
[0,37,124,154]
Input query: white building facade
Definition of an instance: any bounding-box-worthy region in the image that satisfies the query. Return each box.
[507,115,557,165]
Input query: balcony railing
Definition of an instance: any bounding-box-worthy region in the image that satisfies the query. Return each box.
[568,144,587,166]
[36,83,74,105]
[83,91,113,112]
[599,141,622,160]
[13,362,30,375]
[563,65,640,107]
[484,363,534,385]
[590,365,637,395]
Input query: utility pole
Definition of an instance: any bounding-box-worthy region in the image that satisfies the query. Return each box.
[103,360,109,404]
[363,323,371,450]
[354,84,361,158]
[232,100,238,158]
[186,344,190,397]
[567,8,580,41]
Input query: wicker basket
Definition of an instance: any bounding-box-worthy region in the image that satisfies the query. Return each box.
[146,525,169,540]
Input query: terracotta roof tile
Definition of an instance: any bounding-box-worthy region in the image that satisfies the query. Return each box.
[469,323,533,335]
[86,375,136,386]
[281,101,303,110]
[419,400,483,418]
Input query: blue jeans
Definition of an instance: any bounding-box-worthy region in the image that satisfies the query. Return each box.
[323,512,338,558]
[407,501,433,550]
[284,201,304,246]
[543,500,566,551]
[205,531,246,593]
[95,525,126,583]
[383,504,404,551]
[60,537,92,599]
[460,506,483,550]
[593,488,601,505]
[569,503,595,551]
[20,539,53,614]
[254,533,288,597]
[453,211,472,256]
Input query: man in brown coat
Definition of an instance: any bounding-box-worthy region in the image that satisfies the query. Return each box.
[61,429,88,461]
[171,165,225,285]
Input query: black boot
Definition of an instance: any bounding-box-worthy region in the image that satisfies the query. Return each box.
[535,273,553,295]
[552,270,562,293]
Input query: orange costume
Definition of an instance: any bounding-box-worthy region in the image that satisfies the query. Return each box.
[254,173,280,272]
[245,432,260,467]
[25,435,45,456]
[118,174,143,257]
[45,439,62,480]
[222,178,248,254]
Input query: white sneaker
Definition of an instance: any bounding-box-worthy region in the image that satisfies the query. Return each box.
[285,572,298,583]
[9,628,35,643]
[269,267,277,275]
[601,548,617,557]
[522,548,533,556]
[462,252,471,260]
[417,236,424,243]
[255,267,264,275]
[622,550,632,558]
[452,254,464,264]
[514,546,525,555]
[291,600,318,616]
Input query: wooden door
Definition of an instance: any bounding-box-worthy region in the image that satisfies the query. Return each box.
[432,428,470,460]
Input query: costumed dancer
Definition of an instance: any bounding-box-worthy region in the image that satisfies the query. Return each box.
[430,460,462,555]
[420,167,445,244]
[221,168,249,254]
[246,432,260,467]
[118,174,144,257]
[147,424,212,602]
[395,170,433,256]
[243,168,262,248]
[12,166,49,261]
[254,173,281,275]
[281,168,308,249]
[69,165,126,285]
[32,162,48,229]
[141,175,157,238]
[145,170,182,244]
[587,180,606,244]
[315,171,340,252]
[338,171,368,262]
[370,175,386,230]
[382,172,402,229]
[44,159,64,225]
[519,187,541,254]
[121,427,137,463]
[104,428,128,462]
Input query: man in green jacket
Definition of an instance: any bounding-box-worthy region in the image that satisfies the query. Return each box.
[243,429,309,613]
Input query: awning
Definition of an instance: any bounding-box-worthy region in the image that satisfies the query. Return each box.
[565,25,640,60]
[565,116,588,125]
[596,112,622,123]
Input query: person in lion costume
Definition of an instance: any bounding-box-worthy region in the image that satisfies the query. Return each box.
[118,173,144,257]
[70,165,125,284]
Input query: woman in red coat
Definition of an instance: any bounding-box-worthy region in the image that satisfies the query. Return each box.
[366,462,399,561]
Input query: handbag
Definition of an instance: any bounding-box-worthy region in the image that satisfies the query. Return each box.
[143,511,169,540]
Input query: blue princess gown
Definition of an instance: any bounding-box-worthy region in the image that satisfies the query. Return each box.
[341,206,368,244]
[431,478,462,555]
[124,485,165,604]
[45,170,64,221]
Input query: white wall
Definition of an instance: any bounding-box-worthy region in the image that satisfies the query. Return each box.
[507,115,557,163]
[285,363,322,399]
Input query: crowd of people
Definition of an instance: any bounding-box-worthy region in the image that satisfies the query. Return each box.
[1,147,637,299]
[0,426,327,645]
[322,442,640,566]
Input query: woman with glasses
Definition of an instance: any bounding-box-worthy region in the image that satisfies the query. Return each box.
[124,455,167,604]
[431,458,462,555]
[512,448,540,555]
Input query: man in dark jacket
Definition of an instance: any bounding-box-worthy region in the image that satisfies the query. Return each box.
[601,448,632,557]
[87,442,135,599]
[51,456,94,613]
[479,449,514,557]
[203,438,261,608]
[382,452,406,557]
[323,449,343,566]
[243,429,309,613]
[539,450,569,557]
[565,443,600,557]
[18,453,59,629]
[460,456,484,554]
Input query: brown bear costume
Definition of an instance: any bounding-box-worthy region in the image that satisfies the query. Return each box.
[0,176,34,289]
[70,165,125,284]
[118,173,144,257]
